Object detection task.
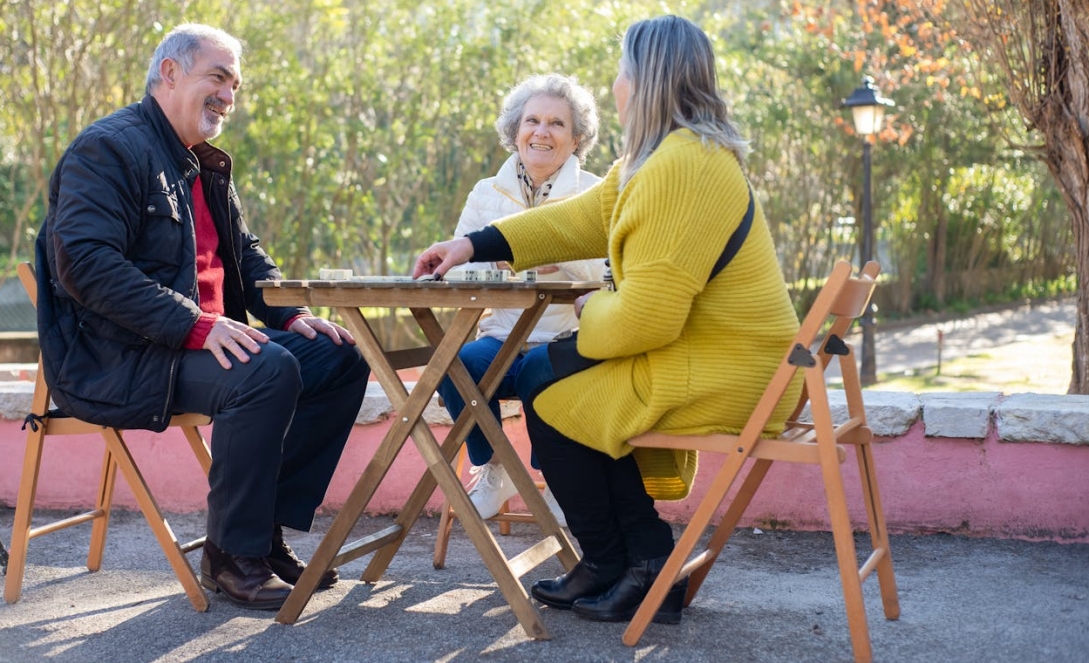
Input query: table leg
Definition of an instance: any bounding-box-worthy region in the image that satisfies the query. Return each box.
[435,304,579,571]
[276,305,479,624]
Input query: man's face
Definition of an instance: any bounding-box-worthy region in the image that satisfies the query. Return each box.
[157,41,241,146]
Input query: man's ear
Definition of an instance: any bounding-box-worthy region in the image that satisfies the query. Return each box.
[160,58,178,88]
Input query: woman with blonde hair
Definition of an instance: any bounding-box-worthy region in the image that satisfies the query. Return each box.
[414,15,800,626]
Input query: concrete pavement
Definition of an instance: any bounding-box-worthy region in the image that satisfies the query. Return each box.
[2,297,1086,662]
[824,296,1077,385]
[2,510,1087,663]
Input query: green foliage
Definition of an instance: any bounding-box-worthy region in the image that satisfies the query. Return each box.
[0,0,1073,321]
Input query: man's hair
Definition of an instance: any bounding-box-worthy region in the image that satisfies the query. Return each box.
[145,24,242,95]
[494,74,600,163]
[618,15,748,187]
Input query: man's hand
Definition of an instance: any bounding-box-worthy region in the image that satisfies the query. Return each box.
[288,315,356,345]
[413,237,474,279]
[204,317,269,369]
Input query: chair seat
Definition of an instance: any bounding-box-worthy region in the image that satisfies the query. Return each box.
[39,412,212,435]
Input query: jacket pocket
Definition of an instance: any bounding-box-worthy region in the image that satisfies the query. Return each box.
[135,190,188,279]
[145,191,181,223]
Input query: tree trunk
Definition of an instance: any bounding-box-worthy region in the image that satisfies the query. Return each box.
[1049,1,1089,392]
[962,0,1089,391]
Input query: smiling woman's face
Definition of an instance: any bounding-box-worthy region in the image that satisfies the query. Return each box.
[515,94,578,185]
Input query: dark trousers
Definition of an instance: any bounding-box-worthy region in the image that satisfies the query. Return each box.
[172,329,368,557]
[518,346,674,566]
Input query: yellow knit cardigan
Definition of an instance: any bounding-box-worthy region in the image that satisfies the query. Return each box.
[496,130,802,500]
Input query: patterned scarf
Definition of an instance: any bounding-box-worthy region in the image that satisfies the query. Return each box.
[517,159,561,208]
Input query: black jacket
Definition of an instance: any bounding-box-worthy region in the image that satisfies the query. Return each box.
[35,95,307,431]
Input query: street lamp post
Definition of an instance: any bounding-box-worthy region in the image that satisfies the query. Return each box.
[842,76,894,387]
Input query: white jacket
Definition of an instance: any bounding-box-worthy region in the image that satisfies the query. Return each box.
[453,153,603,344]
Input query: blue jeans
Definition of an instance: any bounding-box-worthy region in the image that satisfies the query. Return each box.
[437,338,554,469]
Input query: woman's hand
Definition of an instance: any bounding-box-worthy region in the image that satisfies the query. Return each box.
[413,237,474,279]
[574,291,596,318]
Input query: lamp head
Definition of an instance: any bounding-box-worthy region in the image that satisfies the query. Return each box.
[842,76,895,136]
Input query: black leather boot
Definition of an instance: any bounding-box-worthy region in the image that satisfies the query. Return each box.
[530,559,625,610]
[200,539,293,610]
[266,525,338,589]
[571,556,687,624]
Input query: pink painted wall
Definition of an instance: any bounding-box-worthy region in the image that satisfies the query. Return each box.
[1,416,1086,543]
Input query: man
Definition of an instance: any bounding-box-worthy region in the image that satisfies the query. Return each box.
[35,24,369,611]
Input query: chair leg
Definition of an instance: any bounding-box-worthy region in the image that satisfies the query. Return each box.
[433,444,468,569]
[685,457,774,605]
[623,442,754,647]
[855,441,900,619]
[432,503,456,570]
[3,424,46,605]
[87,445,118,572]
[809,376,873,663]
[101,429,209,612]
[498,501,512,536]
[181,425,213,476]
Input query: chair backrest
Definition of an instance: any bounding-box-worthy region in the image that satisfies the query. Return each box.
[717,260,878,445]
[17,262,37,310]
[787,259,879,421]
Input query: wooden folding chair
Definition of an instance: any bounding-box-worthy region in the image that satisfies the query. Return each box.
[3,262,214,611]
[622,260,898,663]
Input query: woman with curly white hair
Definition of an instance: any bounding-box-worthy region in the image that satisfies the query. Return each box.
[436,73,603,526]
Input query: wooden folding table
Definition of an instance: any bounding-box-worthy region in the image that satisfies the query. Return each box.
[257,277,602,638]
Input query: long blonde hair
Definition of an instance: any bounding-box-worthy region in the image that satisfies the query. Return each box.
[618,15,748,188]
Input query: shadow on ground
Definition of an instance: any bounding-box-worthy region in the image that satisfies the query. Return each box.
[2,509,1087,663]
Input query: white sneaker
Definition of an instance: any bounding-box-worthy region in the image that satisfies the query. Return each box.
[466,462,519,519]
[541,485,568,528]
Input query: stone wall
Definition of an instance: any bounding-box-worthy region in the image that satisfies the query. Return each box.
[1,377,1086,543]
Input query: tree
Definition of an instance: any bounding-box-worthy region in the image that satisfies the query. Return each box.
[956,0,1089,392]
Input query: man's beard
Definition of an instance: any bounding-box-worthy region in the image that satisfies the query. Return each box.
[200,98,228,140]
[199,112,224,140]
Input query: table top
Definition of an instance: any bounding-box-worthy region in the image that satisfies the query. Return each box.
[257,278,606,308]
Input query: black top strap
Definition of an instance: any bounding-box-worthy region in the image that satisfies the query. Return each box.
[707,184,754,283]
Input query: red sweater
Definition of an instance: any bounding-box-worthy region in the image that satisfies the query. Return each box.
[183,179,225,349]
[184,178,306,349]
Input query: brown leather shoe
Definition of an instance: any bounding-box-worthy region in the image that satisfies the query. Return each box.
[266,525,338,589]
[200,539,293,610]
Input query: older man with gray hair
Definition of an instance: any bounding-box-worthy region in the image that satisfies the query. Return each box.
[34,23,369,611]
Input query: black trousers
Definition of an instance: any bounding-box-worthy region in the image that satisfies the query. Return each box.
[517,346,674,567]
[172,329,369,557]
